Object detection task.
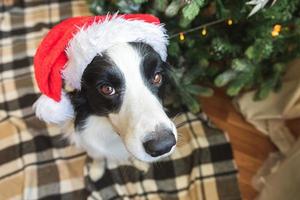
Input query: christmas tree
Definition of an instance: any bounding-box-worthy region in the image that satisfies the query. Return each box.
[87,0,300,113]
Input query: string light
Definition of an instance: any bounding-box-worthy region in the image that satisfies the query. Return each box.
[201,28,207,36]
[179,32,185,41]
[170,18,225,39]
[272,24,282,37]
[227,19,233,26]
[171,18,236,40]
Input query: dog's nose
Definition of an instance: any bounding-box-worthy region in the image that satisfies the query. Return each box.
[143,129,176,157]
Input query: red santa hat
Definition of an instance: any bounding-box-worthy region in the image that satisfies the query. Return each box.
[33,14,168,124]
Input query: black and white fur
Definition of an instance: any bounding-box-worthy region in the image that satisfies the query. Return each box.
[69,42,177,162]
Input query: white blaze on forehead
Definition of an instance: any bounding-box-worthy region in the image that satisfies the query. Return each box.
[106,43,143,90]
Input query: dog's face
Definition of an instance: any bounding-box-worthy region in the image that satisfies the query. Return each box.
[72,42,177,162]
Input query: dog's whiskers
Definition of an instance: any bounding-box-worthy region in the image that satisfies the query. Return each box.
[169,112,188,146]
[171,112,185,129]
[171,112,182,122]
[176,131,187,147]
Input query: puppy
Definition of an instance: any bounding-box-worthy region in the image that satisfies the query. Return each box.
[69,42,177,162]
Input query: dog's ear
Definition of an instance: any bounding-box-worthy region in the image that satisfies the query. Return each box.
[68,90,85,108]
[68,90,91,130]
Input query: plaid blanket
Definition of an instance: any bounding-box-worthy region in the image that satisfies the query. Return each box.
[0,0,240,199]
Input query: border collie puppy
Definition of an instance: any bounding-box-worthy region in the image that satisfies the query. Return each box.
[70,42,177,162]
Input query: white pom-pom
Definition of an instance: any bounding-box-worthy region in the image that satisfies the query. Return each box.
[33,91,74,124]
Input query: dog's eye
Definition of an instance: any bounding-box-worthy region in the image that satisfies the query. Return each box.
[98,85,116,96]
[151,72,162,86]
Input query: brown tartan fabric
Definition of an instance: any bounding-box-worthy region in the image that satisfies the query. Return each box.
[0,1,241,199]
